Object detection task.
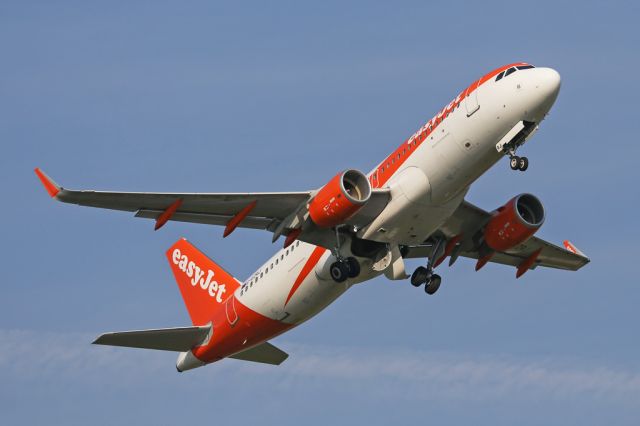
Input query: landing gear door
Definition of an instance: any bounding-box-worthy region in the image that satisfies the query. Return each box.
[465,82,480,117]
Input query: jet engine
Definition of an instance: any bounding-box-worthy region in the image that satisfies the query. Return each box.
[483,193,545,251]
[309,169,372,228]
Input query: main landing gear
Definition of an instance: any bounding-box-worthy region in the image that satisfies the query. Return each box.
[411,266,441,295]
[410,238,443,295]
[330,257,360,283]
[329,226,361,283]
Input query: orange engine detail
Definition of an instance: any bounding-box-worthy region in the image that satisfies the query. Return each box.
[309,169,372,228]
[484,194,545,252]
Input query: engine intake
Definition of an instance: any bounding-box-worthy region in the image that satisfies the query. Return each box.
[484,193,545,252]
[309,169,372,228]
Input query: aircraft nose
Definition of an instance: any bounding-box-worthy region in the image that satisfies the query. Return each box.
[538,67,561,98]
[529,67,561,120]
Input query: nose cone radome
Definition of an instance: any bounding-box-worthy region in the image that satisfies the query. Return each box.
[538,67,561,99]
[530,67,561,121]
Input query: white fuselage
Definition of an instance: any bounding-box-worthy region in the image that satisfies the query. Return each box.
[236,65,561,328]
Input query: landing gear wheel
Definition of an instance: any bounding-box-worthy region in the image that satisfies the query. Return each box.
[425,274,441,295]
[510,156,520,170]
[518,156,529,171]
[345,257,360,278]
[411,266,429,287]
[330,261,349,283]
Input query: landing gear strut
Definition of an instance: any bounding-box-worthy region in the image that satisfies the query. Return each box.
[329,226,360,283]
[410,238,443,295]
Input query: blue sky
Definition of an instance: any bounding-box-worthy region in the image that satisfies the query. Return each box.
[2,1,639,424]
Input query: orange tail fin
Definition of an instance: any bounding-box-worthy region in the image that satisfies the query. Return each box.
[166,238,241,326]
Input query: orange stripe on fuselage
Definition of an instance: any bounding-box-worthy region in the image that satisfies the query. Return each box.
[370,62,531,188]
[285,246,327,306]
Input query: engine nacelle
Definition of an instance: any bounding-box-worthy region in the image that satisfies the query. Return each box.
[484,193,545,252]
[309,169,372,228]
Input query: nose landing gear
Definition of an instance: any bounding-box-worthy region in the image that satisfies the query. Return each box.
[509,154,529,171]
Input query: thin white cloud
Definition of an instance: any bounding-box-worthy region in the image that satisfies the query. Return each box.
[2,329,639,404]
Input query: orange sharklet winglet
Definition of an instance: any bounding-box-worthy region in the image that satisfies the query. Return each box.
[34,168,61,198]
[516,248,542,279]
[154,198,183,230]
[223,200,257,238]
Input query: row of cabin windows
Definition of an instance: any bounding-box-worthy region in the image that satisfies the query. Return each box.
[240,240,301,295]
[495,65,535,82]
[378,101,462,175]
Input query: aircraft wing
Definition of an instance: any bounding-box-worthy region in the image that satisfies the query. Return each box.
[34,168,390,248]
[402,200,590,273]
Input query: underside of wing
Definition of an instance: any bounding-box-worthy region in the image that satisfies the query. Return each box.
[402,199,589,275]
[35,168,391,251]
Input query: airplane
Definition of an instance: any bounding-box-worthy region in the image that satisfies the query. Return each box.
[35,62,590,372]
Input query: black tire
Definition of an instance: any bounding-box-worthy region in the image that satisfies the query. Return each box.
[518,156,529,171]
[425,274,441,295]
[411,266,429,287]
[330,261,349,283]
[345,257,360,278]
[510,156,520,170]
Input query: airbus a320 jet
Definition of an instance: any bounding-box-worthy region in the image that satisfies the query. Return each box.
[36,62,589,371]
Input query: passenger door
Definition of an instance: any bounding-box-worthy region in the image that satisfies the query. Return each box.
[465,82,480,117]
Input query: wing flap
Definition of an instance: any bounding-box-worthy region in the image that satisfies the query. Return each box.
[135,209,274,229]
[228,341,288,365]
[403,236,589,271]
[92,325,211,352]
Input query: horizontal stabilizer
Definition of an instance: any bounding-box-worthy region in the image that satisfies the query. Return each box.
[93,325,211,352]
[229,341,288,365]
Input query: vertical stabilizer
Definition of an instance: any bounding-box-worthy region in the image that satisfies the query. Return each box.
[166,238,241,325]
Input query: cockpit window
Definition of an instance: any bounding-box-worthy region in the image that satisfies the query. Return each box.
[496,64,535,82]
